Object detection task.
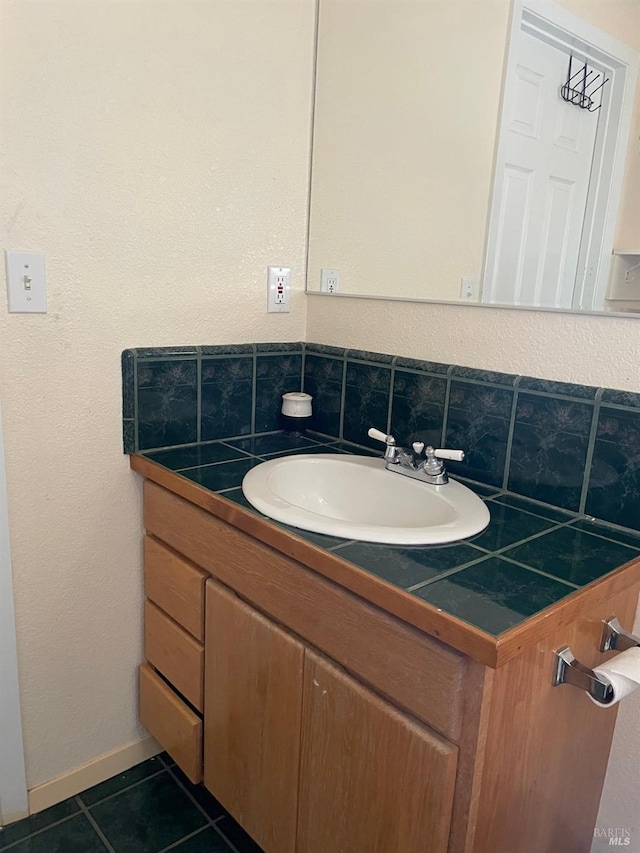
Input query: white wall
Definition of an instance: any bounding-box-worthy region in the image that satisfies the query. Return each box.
[0,0,314,790]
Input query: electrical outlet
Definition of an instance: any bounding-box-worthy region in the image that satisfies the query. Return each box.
[267,266,291,313]
[321,269,340,293]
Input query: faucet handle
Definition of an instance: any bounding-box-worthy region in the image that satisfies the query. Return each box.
[368,428,396,446]
[432,448,465,462]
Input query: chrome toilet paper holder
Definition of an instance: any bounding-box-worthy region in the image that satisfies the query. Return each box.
[552,647,614,704]
[600,617,640,653]
[552,617,640,704]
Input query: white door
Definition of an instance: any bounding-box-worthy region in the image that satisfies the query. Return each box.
[484,31,601,308]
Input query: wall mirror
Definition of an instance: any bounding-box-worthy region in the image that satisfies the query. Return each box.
[305,0,639,314]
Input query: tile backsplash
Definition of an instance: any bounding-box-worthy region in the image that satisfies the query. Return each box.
[122,341,640,532]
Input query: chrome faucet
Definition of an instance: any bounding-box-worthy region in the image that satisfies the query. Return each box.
[368,428,465,485]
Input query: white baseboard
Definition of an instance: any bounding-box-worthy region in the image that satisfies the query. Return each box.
[28,737,161,816]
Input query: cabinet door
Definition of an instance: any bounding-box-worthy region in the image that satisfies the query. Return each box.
[204,579,304,853]
[298,649,458,853]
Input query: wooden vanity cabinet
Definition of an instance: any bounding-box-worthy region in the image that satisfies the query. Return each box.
[135,471,640,853]
[204,579,457,853]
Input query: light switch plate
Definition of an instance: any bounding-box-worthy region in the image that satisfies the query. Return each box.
[5,251,47,313]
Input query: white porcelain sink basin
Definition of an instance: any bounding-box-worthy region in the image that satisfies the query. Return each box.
[241,454,490,545]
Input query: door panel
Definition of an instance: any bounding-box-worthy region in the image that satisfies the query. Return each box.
[298,648,458,853]
[204,579,304,853]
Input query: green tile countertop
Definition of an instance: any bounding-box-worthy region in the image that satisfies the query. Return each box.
[136,431,640,641]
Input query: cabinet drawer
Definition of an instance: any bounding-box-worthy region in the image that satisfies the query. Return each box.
[139,664,202,784]
[144,536,207,641]
[145,600,204,712]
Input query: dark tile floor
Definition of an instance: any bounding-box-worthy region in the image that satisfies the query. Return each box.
[0,754,265,853]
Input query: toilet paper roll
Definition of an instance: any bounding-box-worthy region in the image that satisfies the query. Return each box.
[590,647,640,707]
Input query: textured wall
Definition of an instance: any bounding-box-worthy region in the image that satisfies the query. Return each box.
[0,0,313,789]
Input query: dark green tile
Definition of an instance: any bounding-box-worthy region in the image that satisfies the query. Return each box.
[346,349,394,364]
[337,541,485,589]
[390,370,447,449]
[518,377,598,399]
[169,827,235,852]
[585,407,640,532]
[89,772,206,853]
[450,366,517,386]
[413,557,574,635]
[201,357,254,441]
[3,813,106,853]
[79,756,163,807]
[123,419,135,454]
[343,361,391,448]
[180,458,261,492]
[121,349,135,419]
[326,440,382,457]
[262,445,346,459]
[304,342,346,357]
[600,389,640,408]
[215,815,264,853]
[503,526,640,586]
[255,354,303,432]
[136,347,197,358]
[454,479,500,497]
[229,433,321,455]
[445,380,513,487]
[491,494,574,522]
[304,354,344,438]
[255,342,303,353]
[168,766,226,821]
[394,356,449,374]
[0,799,80,849]
[570,519,640,550]
[507,393,594,511]
[137,360,198,451]
[201,344,254,355]
[143,442,247,471]
[468,503,555,552]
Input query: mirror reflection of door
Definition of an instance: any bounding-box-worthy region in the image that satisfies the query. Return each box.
[483,3,637,312]
[484,33,600,308]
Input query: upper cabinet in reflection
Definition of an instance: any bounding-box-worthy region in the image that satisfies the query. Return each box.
[306,0,640,314]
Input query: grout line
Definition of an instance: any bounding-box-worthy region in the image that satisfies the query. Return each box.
[502,378,520,490]
[158,825,212,853]
[386,365,395,435]
[579,387,603,515]
[162,765,244,853]
[300,345,306,394]
[196,347,202,444]
[564,520,640,551]
[75,767,166,810]
[440,372,452,446]
[406,557,494,592]
[496,555,581,588]
[485,495,571,525]
[338,356,347,440]
[74,797,116,853]
[133,349,140,453]
[0,813,80,852]
[250,349,257,435]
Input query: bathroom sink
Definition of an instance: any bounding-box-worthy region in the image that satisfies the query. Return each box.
[241,454,490,545]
